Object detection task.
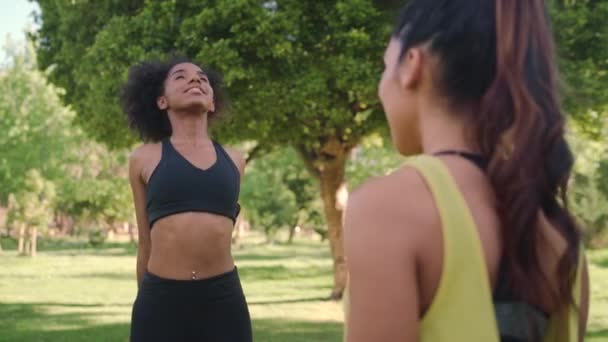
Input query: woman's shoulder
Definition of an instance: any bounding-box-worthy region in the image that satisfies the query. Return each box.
[129,142,163,172]
[346,164,439,246]
[218,144,246,175]
[351,164,433,210]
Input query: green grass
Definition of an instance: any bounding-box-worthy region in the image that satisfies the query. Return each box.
[0,234,342,342]
[0,234,606,341]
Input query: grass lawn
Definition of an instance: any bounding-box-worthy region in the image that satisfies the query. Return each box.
[0,234,606,341]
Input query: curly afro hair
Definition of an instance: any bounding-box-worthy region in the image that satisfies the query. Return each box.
[120,56,229,143]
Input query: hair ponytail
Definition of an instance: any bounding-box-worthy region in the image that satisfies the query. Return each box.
[477,0,581,309]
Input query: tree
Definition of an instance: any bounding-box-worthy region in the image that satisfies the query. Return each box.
[55,143,132,237]
[1,41,134,242]
[33,0,389,299]
[7,169,56,256]
[241,147,323,243]
[281,157,324,244]
[31,0,608,298]
[568,123,608,247]
[0,42,80,204]
[240,159,299,241]
[549,0,608,138]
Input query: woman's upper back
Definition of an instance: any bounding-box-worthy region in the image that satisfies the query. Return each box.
[344,155,584,341]
[410,155,582,340]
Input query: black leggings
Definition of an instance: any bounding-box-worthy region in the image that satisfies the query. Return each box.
[130,267,252,342]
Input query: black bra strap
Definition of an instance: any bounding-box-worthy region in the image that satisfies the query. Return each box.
[433,150,488,171]
[161,138,171,158]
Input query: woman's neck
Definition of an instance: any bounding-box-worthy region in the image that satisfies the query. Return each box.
[168,111,210,145]
[418,99,478,155]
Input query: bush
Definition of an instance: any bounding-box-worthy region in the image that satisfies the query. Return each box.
[568,124,608,247]
[88,228,107,247]
[241,148,325,241]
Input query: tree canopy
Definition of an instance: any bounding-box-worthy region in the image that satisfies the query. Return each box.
[550,0,608,138]
[0,42,133,236]
[33,0,393,298]
[0,43,78,204]
[31,0,608,297]
[32,0,388,150]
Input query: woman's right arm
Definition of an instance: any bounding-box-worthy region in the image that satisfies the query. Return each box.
[129,148,151,288]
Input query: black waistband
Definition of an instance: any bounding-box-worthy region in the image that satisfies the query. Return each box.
[143,267,239,287]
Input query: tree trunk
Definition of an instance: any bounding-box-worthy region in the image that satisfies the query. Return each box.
[297,137,354,301]
[55,213,64,235]
[18,224,26,254]
[30,227,37,257]
[287,213,302,244]
[288,224,298,244]
[0,218,4,252]
[320,176,349,300]
[67,217,76,236]
[23,226,31,256]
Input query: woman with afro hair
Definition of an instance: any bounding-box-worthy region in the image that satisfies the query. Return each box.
[123,57,251,342]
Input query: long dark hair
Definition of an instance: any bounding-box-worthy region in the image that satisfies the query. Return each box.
[393,0,581,311]
[120,56,228,142]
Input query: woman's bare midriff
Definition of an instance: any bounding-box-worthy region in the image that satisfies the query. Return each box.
[147,211,235,280]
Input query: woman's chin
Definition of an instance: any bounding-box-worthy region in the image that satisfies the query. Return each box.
[176,101,213,114]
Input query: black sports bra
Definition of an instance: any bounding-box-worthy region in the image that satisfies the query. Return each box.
[146,139,240,228]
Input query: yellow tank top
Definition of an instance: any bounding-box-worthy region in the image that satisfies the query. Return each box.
[343,155,583,341]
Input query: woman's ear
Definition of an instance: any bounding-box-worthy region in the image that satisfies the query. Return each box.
[157,96,168,110]
[398,47,424,91]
